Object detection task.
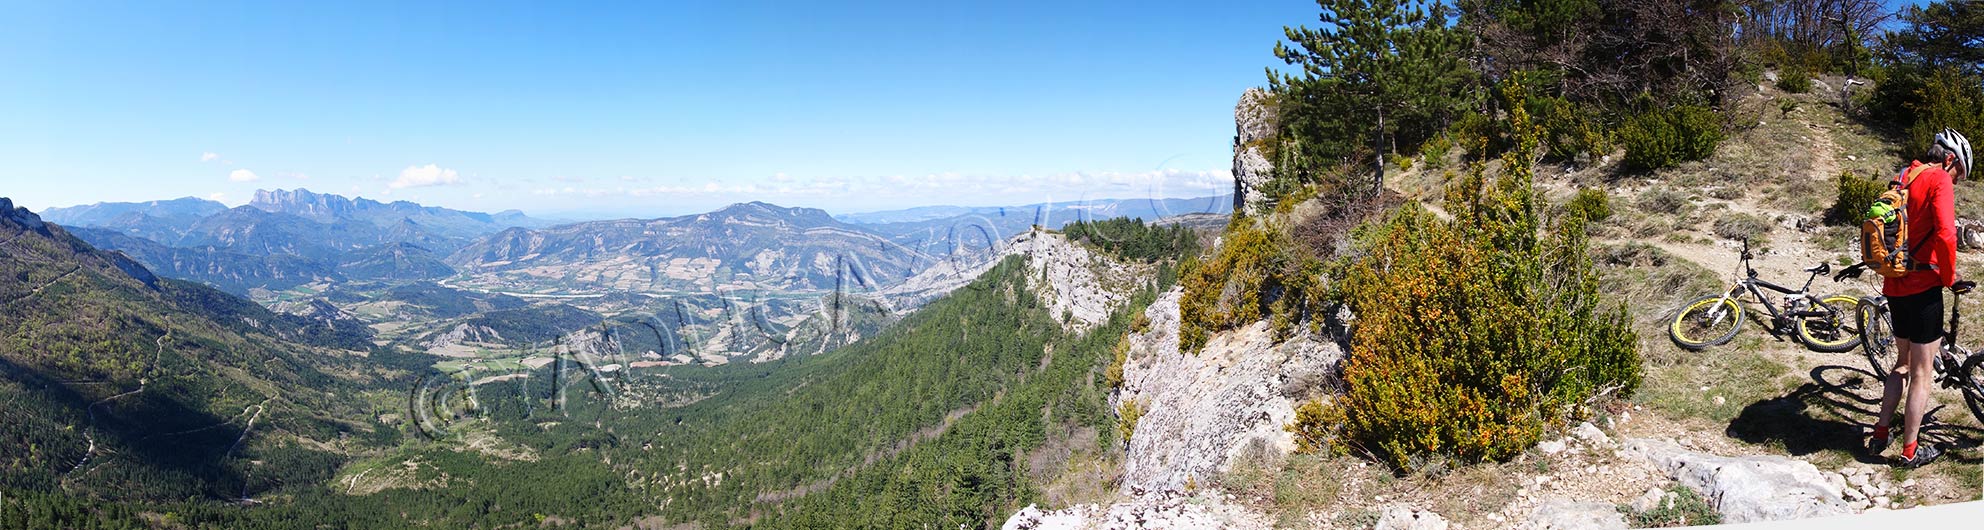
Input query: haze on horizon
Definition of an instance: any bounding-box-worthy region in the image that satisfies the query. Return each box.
[0,1,1319,218]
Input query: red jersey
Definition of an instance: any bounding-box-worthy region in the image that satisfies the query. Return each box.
[1883,160,1959,297]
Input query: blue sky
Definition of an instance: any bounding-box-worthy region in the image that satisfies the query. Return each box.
[1,1,1322,218]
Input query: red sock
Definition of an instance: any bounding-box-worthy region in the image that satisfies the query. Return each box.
[1872,424,1889,440]
[1902,441,1918,459]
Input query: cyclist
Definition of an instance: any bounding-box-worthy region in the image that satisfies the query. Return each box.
[1871,128,1970,467]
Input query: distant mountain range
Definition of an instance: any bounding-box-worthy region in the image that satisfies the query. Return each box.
[43,189,551,295]
[837,195,1233,254]
[40,190,1230,298]
[834,194,1232,225]
[448,201,936,294]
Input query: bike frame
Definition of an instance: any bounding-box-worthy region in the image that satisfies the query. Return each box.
[1711,252,1833,326]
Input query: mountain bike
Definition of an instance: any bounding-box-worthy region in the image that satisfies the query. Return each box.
[1668,239,1862,352]
[1838,263,1984,426]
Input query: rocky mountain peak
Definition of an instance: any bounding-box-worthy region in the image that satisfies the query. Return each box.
[251,188,357,217]
[704,201,839,227]
[0,197,52,237]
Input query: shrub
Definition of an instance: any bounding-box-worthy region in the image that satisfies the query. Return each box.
[1531,96,1611,161]
[1712,212,1772,242]
[1116,399,1145,442]
[1421,133,1454,168]
[1386,152,1415,172]
[1900,67,1984,172]
[1178,221,1333,352]
[1565,188,1612,223]
[1620,486,1721,527]
[1285,398,1340,454]
[1104,336,1130,390]
[1327,84,1639,470]
[1775,67,1812,93]
[1824,170,1885,225]
[1619,105,1725,171]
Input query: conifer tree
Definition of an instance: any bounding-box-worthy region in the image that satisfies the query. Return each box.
[1272,0,1475,193]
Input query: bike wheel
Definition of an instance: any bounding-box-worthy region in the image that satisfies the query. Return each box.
[1796,295,1864,352]
[1960,355,1984,428]
[1859,298,1896,379]
[1670,295,1744,350]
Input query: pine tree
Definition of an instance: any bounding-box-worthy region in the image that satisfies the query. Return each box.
[1272,0,1476,193]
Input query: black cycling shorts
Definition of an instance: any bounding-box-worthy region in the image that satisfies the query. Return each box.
[1888,288,1945,344]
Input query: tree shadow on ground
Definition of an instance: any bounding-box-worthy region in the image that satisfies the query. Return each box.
[1725,365,1984,465]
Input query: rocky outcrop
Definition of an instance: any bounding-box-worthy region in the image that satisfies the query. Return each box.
[1114,289,1343,493]
[1622,438,1853,524]
[0,197,53,238]
[1232,88,1278,217]
[999,490,1273,530]
[883,229,1150,331]
[1013,230,1149,331]
[423,323,507,355]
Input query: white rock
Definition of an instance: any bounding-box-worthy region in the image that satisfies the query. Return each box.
[1115,289,1345,494]
[1573,422,1609,445]
[1375,506,1450,530]
[1529,498,1629,530]
[1622,438,1853,523]
[1538,440,1568,455]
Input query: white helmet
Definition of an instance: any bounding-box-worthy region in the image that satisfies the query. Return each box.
[1934,128,1971,177]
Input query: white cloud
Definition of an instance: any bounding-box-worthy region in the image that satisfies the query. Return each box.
[228,169,260,182]
[200,152,220,162]
[208,192,227,202]
[391,164,463,189]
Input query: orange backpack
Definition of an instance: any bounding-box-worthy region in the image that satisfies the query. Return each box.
[1861,164,1934,278]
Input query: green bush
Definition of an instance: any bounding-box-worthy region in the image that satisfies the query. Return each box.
[1327,85,1639,470]
[1104,336,1130,389]
[1177,221,1330,352]
[1901,67,1984,171]
[1775,67,1812,93]
[1825,170,1885,225]
[1565,188,1612,223]
[1618,105,1726,171]
[1421,133,1454,168]
[1386,152,1415,172]
[1531,96,1611,160]
[1620,486,1721,527]
[1285,398,1339,454]
[1116,399,1145,442]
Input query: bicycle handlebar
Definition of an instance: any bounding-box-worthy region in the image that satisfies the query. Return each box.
[1834,263,1867,282]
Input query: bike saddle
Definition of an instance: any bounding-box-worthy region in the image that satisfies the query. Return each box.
[1956,280,1976,294]
[1803,263,1831,275]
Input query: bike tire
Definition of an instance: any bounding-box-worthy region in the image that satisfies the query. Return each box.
[1960,354,1984,429]
[1670,295,1744,350]
[1796,295,1863,353]
[1859,297,1896,379]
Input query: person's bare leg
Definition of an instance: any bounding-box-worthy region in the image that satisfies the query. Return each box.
[1901,338,1938,450]
[1877,338,1915,437]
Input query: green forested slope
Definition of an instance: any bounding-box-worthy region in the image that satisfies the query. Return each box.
[0,198,394,503]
